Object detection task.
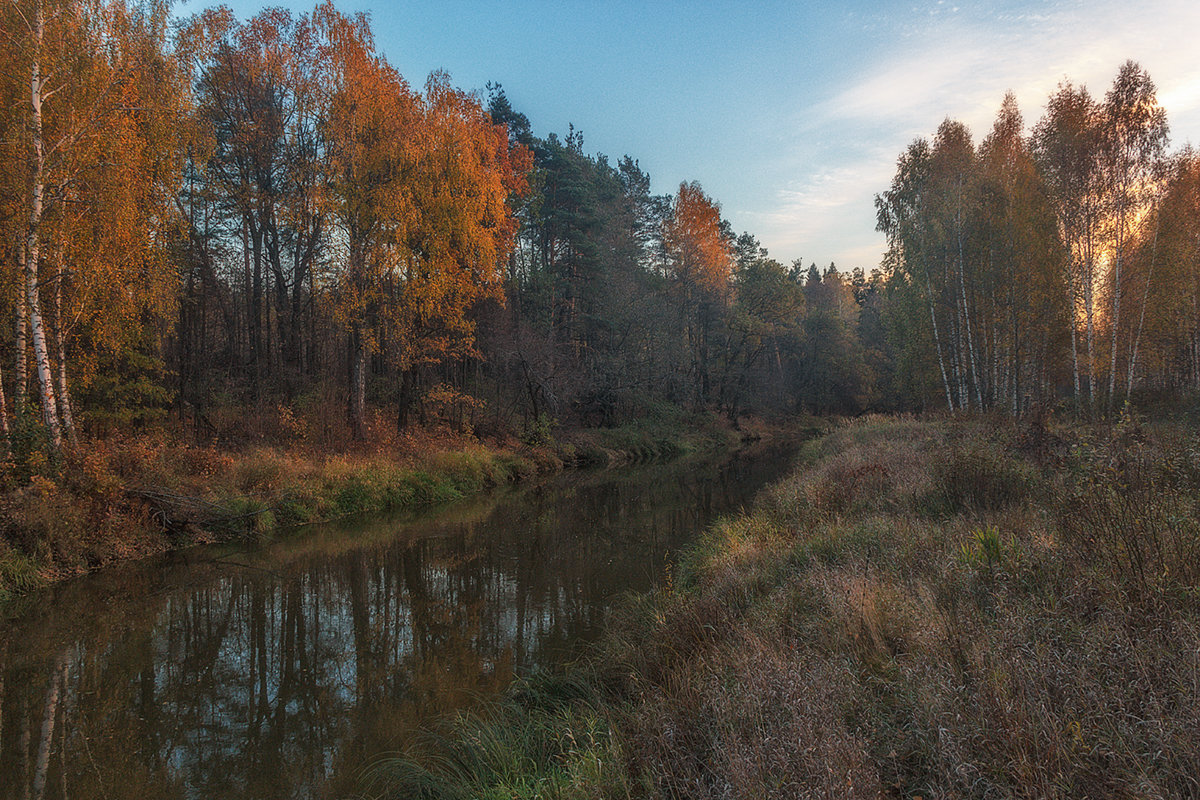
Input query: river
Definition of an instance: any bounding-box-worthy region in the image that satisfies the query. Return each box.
[0,443,795,799]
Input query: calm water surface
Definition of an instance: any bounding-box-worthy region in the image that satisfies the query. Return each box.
[0,444,795,799]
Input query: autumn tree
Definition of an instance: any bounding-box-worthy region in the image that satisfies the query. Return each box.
[316,5,528,437]
[877,138,957,410]
[1120,150,1200,394]
[1033,81,1104,409]
[1098,60,1168,407]
[315,5,419,438]
[663,181,733,407]
[180,7,330,398]
[881,99,1070,415]
[390,71,530,428]
[1,0,183,450]
[976,93,1068,413]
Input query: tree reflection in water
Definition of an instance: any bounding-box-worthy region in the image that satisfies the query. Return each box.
[0,444,794,799]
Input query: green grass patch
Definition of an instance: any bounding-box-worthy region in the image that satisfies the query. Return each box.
[0,548,44,604]
[363,670,630,800]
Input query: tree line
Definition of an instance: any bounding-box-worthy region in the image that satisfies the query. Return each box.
[3,1,1198,466]
[877,61,1200,416]
[0,0,854,459]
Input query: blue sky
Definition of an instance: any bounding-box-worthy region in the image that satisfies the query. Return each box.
[208,0,1200,270]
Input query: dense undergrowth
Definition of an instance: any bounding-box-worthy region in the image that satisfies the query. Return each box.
[369,412,1200,799]
[0,406,746,604]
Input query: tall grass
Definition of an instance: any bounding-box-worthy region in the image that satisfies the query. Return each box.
[0,405,744,601]
[361,670,630,800]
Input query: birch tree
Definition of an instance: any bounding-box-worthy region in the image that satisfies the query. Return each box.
[1033,82,1104,411]
[1099,60,1168,408]
[876,138,956,411]
[2,0,182,448]
[978,93,1068,414]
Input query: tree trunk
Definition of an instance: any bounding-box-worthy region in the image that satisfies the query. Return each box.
[52,263,76,445]
[956,191,983,411]
[1067,267,1081,410]
[23,5,62,451]
[349,323,367,440]
[926,270,954,412]
[1108,231,1123,410]
[1126,208,1160,401]
[0,363,9,455]
[15,284,28,412]
[1084,225,1097,411]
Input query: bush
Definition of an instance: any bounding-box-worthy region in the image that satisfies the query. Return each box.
[521,413,558,448]
[1058,469,1200,596]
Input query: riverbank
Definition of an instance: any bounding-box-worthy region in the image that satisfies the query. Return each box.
[0,411,776,604]
[376,413,1200,799]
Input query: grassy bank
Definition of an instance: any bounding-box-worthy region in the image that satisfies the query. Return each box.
[0,409,749,604]
[374,413,1200,799]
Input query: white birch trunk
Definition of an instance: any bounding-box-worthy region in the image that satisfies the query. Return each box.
[52,268,76,445]
[23,0,63,451]
[1126,209,1160,401]
[15,269,28,412]
[0,363,9,455]
[1084,222,1097,410]
[958,224,982,411]
[1108,228,1123,410]
[1067,265,1081,409]
[925,270,954,411]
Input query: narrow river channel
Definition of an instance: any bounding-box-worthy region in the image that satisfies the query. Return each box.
[0,443,795,799]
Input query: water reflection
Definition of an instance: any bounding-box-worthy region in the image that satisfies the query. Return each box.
[0,445,794,799]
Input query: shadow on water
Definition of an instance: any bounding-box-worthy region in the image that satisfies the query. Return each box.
[0,441,797,800]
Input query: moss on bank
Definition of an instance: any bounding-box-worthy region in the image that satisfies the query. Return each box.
[372,413,1200,799]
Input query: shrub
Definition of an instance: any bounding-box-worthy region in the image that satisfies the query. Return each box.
[1058,471,1200,596]
[0,547,43,601]
[522,413,558,448]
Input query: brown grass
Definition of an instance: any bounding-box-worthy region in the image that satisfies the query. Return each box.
[580,414,1200,799]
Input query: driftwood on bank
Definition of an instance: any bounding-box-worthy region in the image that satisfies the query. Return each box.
[128,487,271,534]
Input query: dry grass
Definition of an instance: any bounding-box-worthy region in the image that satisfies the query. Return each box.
[365,413,1200,798]
[561,414,1200,799]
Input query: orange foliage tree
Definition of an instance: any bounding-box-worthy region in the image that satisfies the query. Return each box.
[0,0,183,450]
[316,4,529,437]
[663,181,732,405]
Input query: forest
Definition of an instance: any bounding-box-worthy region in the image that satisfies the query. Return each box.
[3,0,1198,470]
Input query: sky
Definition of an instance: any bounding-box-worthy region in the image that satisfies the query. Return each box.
[210,0,1200,270]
